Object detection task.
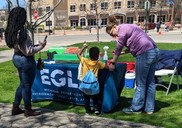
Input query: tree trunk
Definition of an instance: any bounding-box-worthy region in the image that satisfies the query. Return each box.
[26,0,34,44]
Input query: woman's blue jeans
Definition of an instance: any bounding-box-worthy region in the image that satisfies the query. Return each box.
[131,48,159,112]
[13,54,36,109]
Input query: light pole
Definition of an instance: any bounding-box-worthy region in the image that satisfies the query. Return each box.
[144,0,150,33]
[170,2,174,25]
[181,10,182,33]
[160,3,162,22]
[49,19,51,35]
[167,0,174,28]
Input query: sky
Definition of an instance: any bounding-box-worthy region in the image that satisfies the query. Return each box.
[0,0,26,9]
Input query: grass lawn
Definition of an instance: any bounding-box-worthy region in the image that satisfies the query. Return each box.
[0,47,9,51]
[0,42,182,128]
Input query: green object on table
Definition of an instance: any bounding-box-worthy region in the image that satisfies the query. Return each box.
[53,54,79,61]
[49,46,66,54]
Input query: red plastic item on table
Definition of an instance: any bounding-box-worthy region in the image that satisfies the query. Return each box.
[107,60,135,71]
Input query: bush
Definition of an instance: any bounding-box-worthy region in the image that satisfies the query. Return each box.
[65,26,71,30]
[54,26,62,30]
[76,26,81,29]
[38,24,44,29]
[34,28,43,33]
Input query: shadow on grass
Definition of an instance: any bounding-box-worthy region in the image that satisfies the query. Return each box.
[107,95,170,114]
[32,99,85,114]
[156,82,181,94]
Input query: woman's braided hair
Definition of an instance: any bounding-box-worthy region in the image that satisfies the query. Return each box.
[106,15,118,35]
[5,7,27,48]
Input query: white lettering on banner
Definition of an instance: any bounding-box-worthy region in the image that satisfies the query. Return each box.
[40,68,78,88]
[51,69,66,87]
[40,69,51,85]
[67,70,78,88]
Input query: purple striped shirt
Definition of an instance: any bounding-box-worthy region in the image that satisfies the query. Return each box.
[115,24,157,57]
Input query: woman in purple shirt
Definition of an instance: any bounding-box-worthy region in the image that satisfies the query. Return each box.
[106,16,159,114]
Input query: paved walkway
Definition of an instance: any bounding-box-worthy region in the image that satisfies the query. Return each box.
[0,103,159,128]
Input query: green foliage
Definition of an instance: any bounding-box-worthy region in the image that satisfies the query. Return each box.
[0,47,10,51]
[34,27,43,33]
[38,24,44,29]
[65,26,71,30]
[76,26,82,29]
[54,26,62,30]
[0,42,182,128]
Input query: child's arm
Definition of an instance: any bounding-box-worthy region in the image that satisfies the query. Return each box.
[77,43,88,60]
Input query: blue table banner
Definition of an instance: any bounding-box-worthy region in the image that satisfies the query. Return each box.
[32,63,126,112]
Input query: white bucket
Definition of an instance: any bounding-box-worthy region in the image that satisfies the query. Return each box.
[125,73,135,79]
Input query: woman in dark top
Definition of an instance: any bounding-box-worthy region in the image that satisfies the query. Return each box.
[5,7,46,117]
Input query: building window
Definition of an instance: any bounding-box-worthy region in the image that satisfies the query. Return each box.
[56,15,65,20]
[70,5,76,12]
[127,0,134,8]
[46,6,51,12]
[149,15,155,23]
[114,1,121,9]
[101,18,107,26]
[88,19,96,27]
[151,0,156,8]
[38,7,43,16]
[80,4,86,11]
[101,2,108,10]
[80,18,86,26]
[70,20,78,27]
[46,20,52,26]
[157,15,165,23]
[115,16,123,24]
[127,17,133,23]
[138,16,145,22]
[90,3,96,10]
[139,0,144,9]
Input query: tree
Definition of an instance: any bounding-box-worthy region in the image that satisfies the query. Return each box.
[169,0,182,25]
[133,0,140,23]
[24,0,63,44]
[76,0,110,42]
[93,0,101,42]
[5,0,63,43]
[5,0,13,12]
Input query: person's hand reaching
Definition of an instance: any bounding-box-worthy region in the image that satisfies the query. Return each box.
[112,50,126,55]
[39,35,47,48]
[83,42,88,48]
[40,40,47,48]
[111,50,115,54]
[108,63,115,71]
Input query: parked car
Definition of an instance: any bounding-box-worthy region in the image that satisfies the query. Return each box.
[148,23,156,30]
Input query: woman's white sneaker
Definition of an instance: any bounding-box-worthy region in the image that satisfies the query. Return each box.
[146,112,153,115]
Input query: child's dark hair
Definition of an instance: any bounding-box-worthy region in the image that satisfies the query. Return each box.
[89,47,100,60]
